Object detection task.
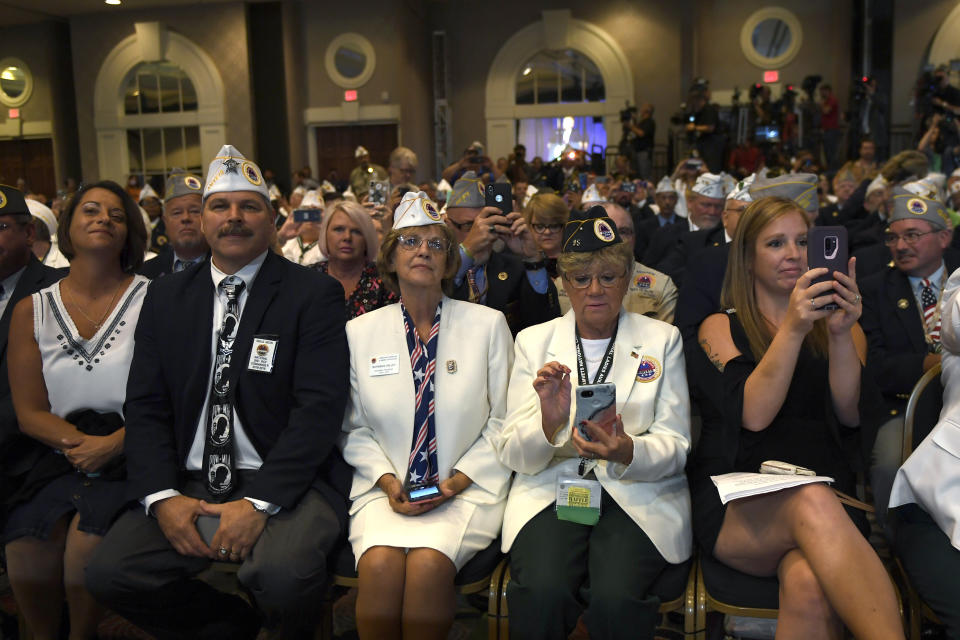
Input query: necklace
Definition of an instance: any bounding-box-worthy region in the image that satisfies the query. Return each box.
[62,278,126,331]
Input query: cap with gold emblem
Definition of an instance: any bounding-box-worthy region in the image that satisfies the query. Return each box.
[0,184,31,219]
[889,187,950,230]
[393,191,443,229]
[203,144,269,201]
[164,168,204,203]
[447,171,485,209]
[562,205,622,253]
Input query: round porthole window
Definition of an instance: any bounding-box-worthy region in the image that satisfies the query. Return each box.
[0,58,33,107]
[740,8,803,69]
[325,33,375,89]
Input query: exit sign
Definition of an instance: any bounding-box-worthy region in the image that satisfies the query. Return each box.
[344,90,357,102]
[763,70,779,83]
[8,108,19,119]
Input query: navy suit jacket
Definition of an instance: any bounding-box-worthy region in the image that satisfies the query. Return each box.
[860,254,960,414]
[123,250,351,522]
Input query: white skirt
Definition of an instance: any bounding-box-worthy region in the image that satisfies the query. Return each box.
[349,495,505,570]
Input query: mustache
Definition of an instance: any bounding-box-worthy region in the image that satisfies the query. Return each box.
[218,222,254,238]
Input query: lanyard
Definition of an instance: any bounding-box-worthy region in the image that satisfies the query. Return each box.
[573,320,617,476]
[574,322,617,386]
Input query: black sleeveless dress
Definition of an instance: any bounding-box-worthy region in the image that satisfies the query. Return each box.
[687,311,875,554]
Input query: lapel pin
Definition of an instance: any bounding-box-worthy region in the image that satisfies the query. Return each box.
[630,350,639,359]
[498,271,508,281]
[446,360,457,373]
[897,298,909,310]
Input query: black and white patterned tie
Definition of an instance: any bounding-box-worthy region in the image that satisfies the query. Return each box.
[203,276,245,499]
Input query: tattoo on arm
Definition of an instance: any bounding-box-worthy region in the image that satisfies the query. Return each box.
[699,338,726,372]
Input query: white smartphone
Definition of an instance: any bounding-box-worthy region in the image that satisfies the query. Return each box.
[574,383,616,442]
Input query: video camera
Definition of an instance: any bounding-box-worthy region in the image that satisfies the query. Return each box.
[620,101,637,124]
[801,74,822,100]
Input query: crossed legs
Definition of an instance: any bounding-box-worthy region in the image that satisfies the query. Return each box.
[714,483,903,639]
[355,545,456,640]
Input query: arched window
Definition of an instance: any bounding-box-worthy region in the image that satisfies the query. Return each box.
[121,62,203,187]
[514,49,608,161]
[515,49,605,105]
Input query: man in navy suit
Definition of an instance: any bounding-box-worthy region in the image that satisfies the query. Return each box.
[0,186,62,526]
[139,169,209,279]
[87,147,349,639]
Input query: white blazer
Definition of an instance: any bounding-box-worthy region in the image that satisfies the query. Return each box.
[498,309,692,563]
[341,297,514,515]
[890,267,960,550]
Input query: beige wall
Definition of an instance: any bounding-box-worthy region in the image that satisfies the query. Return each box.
[69,2,254,182]
[300,0,434,177]
[695,0,851,102]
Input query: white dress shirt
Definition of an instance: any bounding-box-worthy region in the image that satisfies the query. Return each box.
[143,250,279,515]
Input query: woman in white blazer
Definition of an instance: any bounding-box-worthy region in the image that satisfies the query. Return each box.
[341,191,513,640]
[498,205,692,640]
[890,265,960,638]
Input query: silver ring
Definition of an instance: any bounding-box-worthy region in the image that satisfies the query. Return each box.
[854,294,861,303]
[810,298,816,307]
[218,547,228,556]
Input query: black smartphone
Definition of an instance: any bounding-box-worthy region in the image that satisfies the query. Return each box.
[406,482,441,503]
[468,155,484,164]
[485,182,513,217]
[807,226,848,310]
[293,209,322,223]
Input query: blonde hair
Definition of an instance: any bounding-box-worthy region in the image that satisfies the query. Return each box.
[522,193,569,226]
[720,196,828,360]
[557,242,633,278]
[317,200,379,263]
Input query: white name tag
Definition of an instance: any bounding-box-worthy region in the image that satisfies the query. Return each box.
[369,353,400,377]
[247,337,278,373]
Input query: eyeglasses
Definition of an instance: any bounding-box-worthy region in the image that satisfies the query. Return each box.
[883,230,940,246]
[563,271,626,289]
[446,219,474,232]
[531,223,562,234]
[397,234,449,253]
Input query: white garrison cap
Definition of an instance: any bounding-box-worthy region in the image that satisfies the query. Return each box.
[691,172,727,199]
[138,183,159,202]
[26,199,57,236]
[655,176,676,194]
[203,144,269,201]
[393,191,443,229]
[355,145,370,158]
[582,183,606,204]
[866,174,889,198]
[903,178,942,203]
[268,184,282,201]
[727,174,756,202]
[300,190,324,209]
[719,172,738,196]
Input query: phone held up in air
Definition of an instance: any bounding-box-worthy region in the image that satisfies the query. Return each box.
[368,180,389,206]
[485,182,513,217]
[292,209,322,223]
[806,226,849,311]
[573,383,616,442]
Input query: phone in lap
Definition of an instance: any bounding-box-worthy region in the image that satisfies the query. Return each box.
[574,383,616,442]
[405,482,441,503]
[807,226,848,311]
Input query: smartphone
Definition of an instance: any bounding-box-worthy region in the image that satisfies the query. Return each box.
[485,182,513,217]
[684,158,703,170]
[468,155,483,164]
[595,176,609,184]
[293,209,322,223]
[574,383,616,442]
[406,482,441,503]
[196,515,220,547]
[578,173,588,190]
[369,180,389,205]
[806,226,848,311]
[621,182,637,193]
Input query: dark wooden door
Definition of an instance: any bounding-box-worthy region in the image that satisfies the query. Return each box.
[0,138,56,199]
[315,124,398,186]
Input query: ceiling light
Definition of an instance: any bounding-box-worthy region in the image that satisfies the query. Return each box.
[522,67,532,76]
[105,0,121,5]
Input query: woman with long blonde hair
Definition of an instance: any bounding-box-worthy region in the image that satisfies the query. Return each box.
[690,196,903,639]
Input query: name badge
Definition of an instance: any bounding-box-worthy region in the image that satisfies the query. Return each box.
[369,353,400,377]
[247,336,278,373]
[555,476,602,525]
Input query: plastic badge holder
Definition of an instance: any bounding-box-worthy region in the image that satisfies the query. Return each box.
[556,476,601,525]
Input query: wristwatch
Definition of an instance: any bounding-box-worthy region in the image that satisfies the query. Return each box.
[246,499,270,515]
